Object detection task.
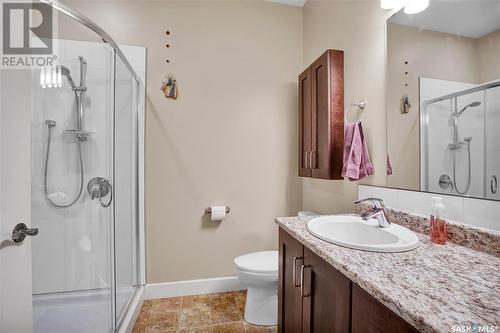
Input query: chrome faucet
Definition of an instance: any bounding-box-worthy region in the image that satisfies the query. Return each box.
[355,198,391,228]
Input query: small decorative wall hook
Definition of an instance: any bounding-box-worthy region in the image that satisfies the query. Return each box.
[400,94,411,114]
[161,74,178,100]
[351,100,367,111]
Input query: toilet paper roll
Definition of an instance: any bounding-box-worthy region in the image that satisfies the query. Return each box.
[210,206,227,221]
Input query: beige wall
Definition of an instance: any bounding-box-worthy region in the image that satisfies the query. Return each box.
[386,23,480,190]
[69,1,303,283]
[301,0,391,214]
[478,29,500,83]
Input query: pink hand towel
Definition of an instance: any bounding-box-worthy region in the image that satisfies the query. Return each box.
[341,121,374,181]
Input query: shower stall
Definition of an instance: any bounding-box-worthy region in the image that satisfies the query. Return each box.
[420,77,500,200]
[0,1,144,333]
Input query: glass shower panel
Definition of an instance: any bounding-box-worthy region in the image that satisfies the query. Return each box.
[486,86,500,200]
[31,37,115,333]
[426,99,453,194]
[113,53,139,324]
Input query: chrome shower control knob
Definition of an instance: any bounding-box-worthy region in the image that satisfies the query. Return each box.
[88,177,113,207]
[439,174,453,190]
[88,177,110,200]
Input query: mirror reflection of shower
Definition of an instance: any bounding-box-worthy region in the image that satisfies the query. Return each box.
[41,56,89,208]
[449,101,481,194]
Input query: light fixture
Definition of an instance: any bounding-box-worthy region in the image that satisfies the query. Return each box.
[404,0,429,14]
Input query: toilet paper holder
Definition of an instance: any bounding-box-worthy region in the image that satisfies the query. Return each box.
[205,207,230,214]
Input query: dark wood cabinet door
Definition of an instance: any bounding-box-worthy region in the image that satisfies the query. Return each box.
[299,67,312,177]
[311,50,344,180]
[278,228,304,333]
[302,247,351,333]
[351,285,418,333]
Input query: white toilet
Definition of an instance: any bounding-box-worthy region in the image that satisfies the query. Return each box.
[234,251,278,326]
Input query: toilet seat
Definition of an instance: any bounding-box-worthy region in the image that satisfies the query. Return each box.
[234,251,278,275]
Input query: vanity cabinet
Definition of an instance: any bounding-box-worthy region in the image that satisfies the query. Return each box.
[298,49,344,180]
[279,228,350,333]
[278,228,419,333]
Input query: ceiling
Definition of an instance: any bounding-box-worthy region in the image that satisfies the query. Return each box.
[389,0,500,39]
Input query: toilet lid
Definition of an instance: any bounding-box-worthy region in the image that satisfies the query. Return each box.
[234,251,278,274]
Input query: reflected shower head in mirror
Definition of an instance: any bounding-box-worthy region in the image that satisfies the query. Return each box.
[453,101,481,116]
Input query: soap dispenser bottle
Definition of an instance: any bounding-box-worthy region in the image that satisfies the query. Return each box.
[430,196,447,245]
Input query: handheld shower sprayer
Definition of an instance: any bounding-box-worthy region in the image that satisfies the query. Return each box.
[43,56,88,208]
[449,101,481,195]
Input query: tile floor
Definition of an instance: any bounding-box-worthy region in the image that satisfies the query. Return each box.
[133,291,277,333]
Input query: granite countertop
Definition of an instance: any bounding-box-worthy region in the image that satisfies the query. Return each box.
[275,216,500,333]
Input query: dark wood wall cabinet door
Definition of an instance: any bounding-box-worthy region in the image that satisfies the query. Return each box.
[298,49,344,180]
[299,67,312,177]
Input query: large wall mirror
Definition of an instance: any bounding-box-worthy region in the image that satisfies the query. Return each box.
[386,0,500,201]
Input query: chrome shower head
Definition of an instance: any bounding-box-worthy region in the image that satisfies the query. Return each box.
[40,65,76,89]
[59,65,76,89]
[454,101,481,116]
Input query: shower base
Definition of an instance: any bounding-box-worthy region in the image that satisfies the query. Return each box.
[33,287,135,333]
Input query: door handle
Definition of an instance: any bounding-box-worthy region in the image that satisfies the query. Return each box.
[491,175,497,194]
[310,151,315,169]
[292,256,303,287]
[98,178,113,208]
[304,151,310,169]
[12,223,38,243]
[300,264,311,297]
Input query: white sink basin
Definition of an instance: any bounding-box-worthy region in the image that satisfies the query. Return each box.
[307,215,419,253]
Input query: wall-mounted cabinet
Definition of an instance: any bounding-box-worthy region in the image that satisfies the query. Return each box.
[299,49,344,180]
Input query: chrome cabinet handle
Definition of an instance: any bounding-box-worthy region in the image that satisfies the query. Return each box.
[98,178,113,208]
[304,151,310,169]
[491,175,497,194]
[12,223,38,243]
[310,151,315,169]
[292,256,303,287]
[300,264,311,297]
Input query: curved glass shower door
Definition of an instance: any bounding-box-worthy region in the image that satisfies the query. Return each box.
[31,38,116,333]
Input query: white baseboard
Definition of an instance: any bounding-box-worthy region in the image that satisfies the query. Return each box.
[144,276,245,299]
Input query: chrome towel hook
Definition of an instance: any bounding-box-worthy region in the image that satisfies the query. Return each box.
[351,100,367,111]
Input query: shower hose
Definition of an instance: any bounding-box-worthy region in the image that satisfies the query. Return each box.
[453,140,471,195]
[43,124,84,208]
